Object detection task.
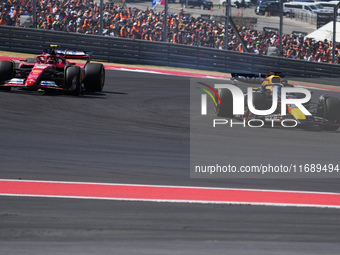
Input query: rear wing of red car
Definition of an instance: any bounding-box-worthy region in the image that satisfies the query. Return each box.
[55,49,92,61]
[44,45,92,62]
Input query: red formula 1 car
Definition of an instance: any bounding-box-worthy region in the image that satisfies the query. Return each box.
[0,45,105,96]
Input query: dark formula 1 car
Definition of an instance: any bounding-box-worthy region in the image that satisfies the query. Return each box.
[215,73,340,131]
[0,45,105,96]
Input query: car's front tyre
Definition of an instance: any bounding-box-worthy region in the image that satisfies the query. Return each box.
[65,66,82,96]
[317,96,340,131]
[0,61,14,91]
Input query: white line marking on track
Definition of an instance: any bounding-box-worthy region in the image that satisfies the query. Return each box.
[1,179,340,209]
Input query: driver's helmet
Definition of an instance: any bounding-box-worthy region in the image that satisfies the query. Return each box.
[265,84,282,97]
[47,57,56,64]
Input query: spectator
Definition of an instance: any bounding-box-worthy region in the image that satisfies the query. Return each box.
[1,0,340,63]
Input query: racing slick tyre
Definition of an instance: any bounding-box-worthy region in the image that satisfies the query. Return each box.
[65,66,82,96]
[83,63,105,92]
[0,61,14,91]
[215,88,233,118]
[318,96,340,131]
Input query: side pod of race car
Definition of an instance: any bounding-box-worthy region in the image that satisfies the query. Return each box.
[215,73,340,131]
[0,45,105,96]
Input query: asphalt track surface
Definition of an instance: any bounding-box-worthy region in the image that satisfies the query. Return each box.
[1,70,340,254]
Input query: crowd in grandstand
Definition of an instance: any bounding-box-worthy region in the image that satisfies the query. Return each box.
[0,0,339,63]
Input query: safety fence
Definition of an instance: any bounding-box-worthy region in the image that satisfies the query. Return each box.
[1,26,340,85]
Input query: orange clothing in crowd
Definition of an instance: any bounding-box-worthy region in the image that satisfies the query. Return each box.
[120,27,127,37]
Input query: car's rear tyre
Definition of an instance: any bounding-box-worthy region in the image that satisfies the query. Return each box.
[84,63,105,92]
[318,96,340,131]
[215,88,233,118]
[65,66,81,96]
